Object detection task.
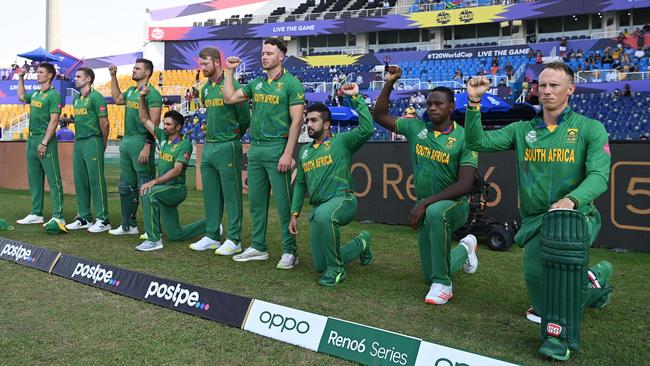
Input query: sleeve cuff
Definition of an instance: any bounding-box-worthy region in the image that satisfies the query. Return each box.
[565,195,580,208]
[467,104,481,112]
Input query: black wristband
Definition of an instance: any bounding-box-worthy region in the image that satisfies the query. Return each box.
[40,143,47,147]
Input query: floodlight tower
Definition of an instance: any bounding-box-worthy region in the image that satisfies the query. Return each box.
[45,0,62,51]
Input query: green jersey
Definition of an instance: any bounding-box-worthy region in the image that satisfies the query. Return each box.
[464,106,611,218]
[291,95,373,215]
[154,127,192,185]
[241,69,304,142]
[201,75,250,142]
[396,118,478,200]
[123,84,162,136]
[72,89,108,140]
[24,87,62,135]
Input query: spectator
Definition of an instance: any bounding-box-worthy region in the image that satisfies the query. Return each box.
[630,63,639,73]
[490,61,500,75]
[535,50,543,64]
[195,70,200,83]
[559,37,567,57]
[612,45,623,60]
[602,51,613,64]
[158,72,163,89]
[191,87,199,110]
[504,61,514,80]
[453,69,463,80]
[56,121,75,141]
[382,0,390,9]
[614,88,622,97]
[528,80,539,105]
[416,91,425,104]
[575,49,584,59]
[403,105,416,118]
[396,82,404,90]
[643,23,650,33]
[375,72,382,81]
[427,80,434,89]
[527,49,535,61]
[409,93,417,104]
[622,84,632,97]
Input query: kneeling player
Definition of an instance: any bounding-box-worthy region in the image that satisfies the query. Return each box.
[373,66,479,304]
[134,87,206,251]
[288,83,373,286]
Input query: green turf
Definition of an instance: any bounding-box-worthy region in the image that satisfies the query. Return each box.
[0,163,648,365]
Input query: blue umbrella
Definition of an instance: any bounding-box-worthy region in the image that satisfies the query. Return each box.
[17,47,64,62]
[454,92,511,113]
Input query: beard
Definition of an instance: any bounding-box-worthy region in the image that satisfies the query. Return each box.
[308,128,324,140]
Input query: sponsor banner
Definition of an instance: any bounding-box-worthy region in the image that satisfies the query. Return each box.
[414,341,518,366]
[149,0,650,41]
[318,317,422,366]
[51,254,252,327]
[425,45,530,61]
[0,80,73,105]
[0,237,60,272]
[243,300,328,351]
[164,39,262,71]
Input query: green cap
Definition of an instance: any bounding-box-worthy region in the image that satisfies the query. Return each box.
[0,219,14,231]
[44,219,67,235]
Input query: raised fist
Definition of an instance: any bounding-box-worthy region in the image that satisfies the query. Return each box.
[18,67,28,77]
[225,57,241,70]
[108,65,118,76]
[385,65,402,82]
[466,76,491,101]
[341,83,359,96]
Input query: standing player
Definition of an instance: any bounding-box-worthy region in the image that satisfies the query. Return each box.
[288,84,373,286]
[16,63,66,232]
[222,38,305,269]
[189,47,251,254]
[65,67,111,233]
[373,66,479,305]
[465,63,613,361]
[135,87,205,251]
[107,59,161,236]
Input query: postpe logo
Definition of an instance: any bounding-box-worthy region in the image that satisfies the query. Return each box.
[1,243,36,263]
[144,281,210,310]
[71,262,120,286]
[259,311,310,334]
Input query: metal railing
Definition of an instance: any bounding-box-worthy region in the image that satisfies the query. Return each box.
[575,70,650,83]
[590,30,621,40]
[1,113,29,141]
[498,38,527,46]
[371,78,422,91]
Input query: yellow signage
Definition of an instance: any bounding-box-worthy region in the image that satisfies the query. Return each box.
[407,5,510,28]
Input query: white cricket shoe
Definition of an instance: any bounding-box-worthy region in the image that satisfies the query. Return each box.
[526,307,541,324]
[460,234,479,274]
[425,283,453,305]
[276,253,299,270]
[109,225,139,235]
[16,214,44,225]
[135,240,163,252]
[232,247,269,262]
[189,236,221,251]
[214,239,242,256]
[66,216,92,230]
[88,220,111,233]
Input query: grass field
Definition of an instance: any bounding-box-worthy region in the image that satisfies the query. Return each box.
[1,162,648,365]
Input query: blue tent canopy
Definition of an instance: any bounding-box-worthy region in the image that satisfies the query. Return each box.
[454,92,512,113]
[17,47,64,62]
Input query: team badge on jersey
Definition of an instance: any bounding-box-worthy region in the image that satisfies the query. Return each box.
[446,137,456,148]
[525,130,537,143]
[302,149,309,159]
[276,82,284,91]
[566,128,578,143]
[417,128,428,139]
[255,83,263,90]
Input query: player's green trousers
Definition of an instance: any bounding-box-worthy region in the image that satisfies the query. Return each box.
[73,136,109,221]
[417,199,469,286]
[141,184,206,242]
[247,142,296,254]
[200,141,243,243]
[26,135,64,219]
[309,194,365,274]
[520,207,603,313]
[118,135,155,230]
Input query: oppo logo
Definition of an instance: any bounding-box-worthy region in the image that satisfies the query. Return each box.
[71,262,120,286]
[144,281,210,310]
[259,311,310,334]
[1,244,35,263]
[435,358,470,366]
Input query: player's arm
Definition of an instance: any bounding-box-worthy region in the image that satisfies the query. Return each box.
[93,93,110,148]
[338,83,373,152]
[372,65,401,132]
[108,65,125,105]
[137,87,157,136]
[464,76,516,152]
[140,161,183,195]
[235,81,251,135]
[279,80,306,172]
[99,116,110,148]
[553,122,611,210]
[408,165,477,230]
[17,67,28,102]
[222,57,249,104]
[289,157,307,235]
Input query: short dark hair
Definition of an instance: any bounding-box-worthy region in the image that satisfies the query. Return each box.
[306,103,331,123]
[38,63,56,82]
[135,58,154,74]
[77,67,95,84]
[264,38,288,55]
[199,47,221,61]
[430,87,455,104]
[541,62,575,82]
[165,110,185,128]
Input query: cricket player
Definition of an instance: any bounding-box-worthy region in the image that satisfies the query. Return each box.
[134,87,206,251]
[189,47,251,255]
[65,67,111,233]
[373,66,479,305]
[107,59,161,236]
[16,62,66,233]
[465,62,613,361]
[288,84,373,286]
[222,38,305,269]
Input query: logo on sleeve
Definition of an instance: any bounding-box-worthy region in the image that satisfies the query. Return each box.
[99,106,106,112]
[184,152,190,160]
[603,143,611,155]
